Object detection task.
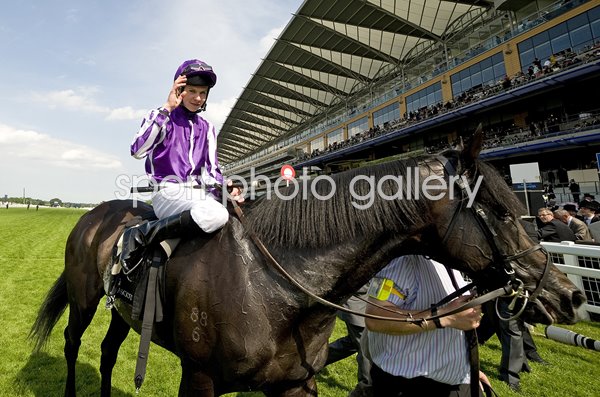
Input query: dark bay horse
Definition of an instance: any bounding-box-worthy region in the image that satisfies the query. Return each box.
[31,131,585,396]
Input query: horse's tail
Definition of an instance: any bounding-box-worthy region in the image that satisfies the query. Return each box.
[29,272,68,352]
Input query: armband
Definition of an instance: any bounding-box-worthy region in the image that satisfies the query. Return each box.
[368,278,406,301]
[431,306,445,329]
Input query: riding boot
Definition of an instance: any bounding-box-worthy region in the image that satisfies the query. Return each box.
[106,211,200,308]
[105,242,124,308]
[120,210,201,269]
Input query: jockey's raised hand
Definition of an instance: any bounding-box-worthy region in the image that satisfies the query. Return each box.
[164,75,187,112]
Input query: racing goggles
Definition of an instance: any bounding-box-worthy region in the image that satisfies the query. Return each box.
[182,62,213,75]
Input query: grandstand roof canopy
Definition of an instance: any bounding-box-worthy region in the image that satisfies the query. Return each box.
[218,0,495,165]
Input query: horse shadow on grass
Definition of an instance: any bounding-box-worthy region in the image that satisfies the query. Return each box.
[313,366,353,395]
[14,352,134,397]
[230,368,350,396]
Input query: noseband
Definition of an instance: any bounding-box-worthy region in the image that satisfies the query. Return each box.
[439,156,551,321]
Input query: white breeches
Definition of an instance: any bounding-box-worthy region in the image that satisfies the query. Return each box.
[151,184,229,233]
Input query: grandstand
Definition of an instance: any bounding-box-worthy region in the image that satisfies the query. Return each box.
[218,0,600,198]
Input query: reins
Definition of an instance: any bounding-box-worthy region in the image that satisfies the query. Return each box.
[221,149,549,397]
[224,149,551,326]
[230,201,434,324]
[230,200,521,326]
[437,156,551,321]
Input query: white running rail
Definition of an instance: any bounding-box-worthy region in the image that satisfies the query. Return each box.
[541,241,600,321]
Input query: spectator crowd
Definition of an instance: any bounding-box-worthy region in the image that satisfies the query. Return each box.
[294,42,600,164]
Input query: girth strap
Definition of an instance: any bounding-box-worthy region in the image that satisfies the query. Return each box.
[134,252,162,392]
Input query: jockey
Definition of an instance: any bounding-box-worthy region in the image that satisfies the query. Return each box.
[117,59,243,275]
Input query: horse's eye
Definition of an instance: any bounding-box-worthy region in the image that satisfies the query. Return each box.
[496,211,512,223]
[502,212,515,223]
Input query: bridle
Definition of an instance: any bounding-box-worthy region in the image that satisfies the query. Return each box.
[226,154,553,397]
[225,152,552,325]
[438,155,552,321]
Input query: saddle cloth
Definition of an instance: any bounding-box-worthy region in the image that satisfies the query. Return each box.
[104,212,180,320]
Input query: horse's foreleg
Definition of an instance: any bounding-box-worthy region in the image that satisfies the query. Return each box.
[100,309,131,397]
[63,296,101,397]
[264,377,318,397]
[178,360,215,397]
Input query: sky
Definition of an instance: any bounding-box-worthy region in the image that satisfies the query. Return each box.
[0,0,302,204]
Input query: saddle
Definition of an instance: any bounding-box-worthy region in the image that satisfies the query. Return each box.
[105,211,188,390]
[105,211,180,321]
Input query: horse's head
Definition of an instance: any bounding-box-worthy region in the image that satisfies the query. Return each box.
[429,126,585,325]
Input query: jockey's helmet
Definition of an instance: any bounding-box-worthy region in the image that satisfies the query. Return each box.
[174,59,217,87]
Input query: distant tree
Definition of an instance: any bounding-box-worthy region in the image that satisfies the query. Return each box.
[49,198,63,207]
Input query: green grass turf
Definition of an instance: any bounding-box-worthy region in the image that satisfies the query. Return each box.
[0,207,598,396]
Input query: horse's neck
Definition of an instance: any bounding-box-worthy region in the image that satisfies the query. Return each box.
[244,158,438,249]
[268,234,407,304]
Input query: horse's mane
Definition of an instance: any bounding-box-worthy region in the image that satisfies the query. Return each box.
[245,157,432,248]
[436,146,526,218]
[475,159,527,218]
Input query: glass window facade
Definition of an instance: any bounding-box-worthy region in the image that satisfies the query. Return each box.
[327,128,344,145]
[518,6,600,70]
[450,53,505,97]
[310,137,324,152]
[406,82,442,114]
[348,117,369,137]
[297,144,309,154]
[373,102,401,128]
[591,6,600,39]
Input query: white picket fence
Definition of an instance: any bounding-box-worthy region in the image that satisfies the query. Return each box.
[541,241,600,321]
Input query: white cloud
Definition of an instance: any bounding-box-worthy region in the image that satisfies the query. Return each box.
[30,88,146,121]
[32,88,107,113]
[260,25,286,55]
[147,1,297,103]
[0,123,122,169]
[107,106,148,121]
[205,97,238,132]
[0,1,303,202]
[29,87,240,127]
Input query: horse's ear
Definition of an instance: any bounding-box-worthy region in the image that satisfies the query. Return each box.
[461,124,484,162]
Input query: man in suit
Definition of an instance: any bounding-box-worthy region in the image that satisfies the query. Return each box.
[477,219,548,392]
[577,200,600,225]
[588,221,600,242]
[563,203,578,217]
[478,298,548,392]
[518,218,538,241]
[553,209,593,241]
[536,208,576,242]
[325,284,372,397]
[569,179,580,202]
